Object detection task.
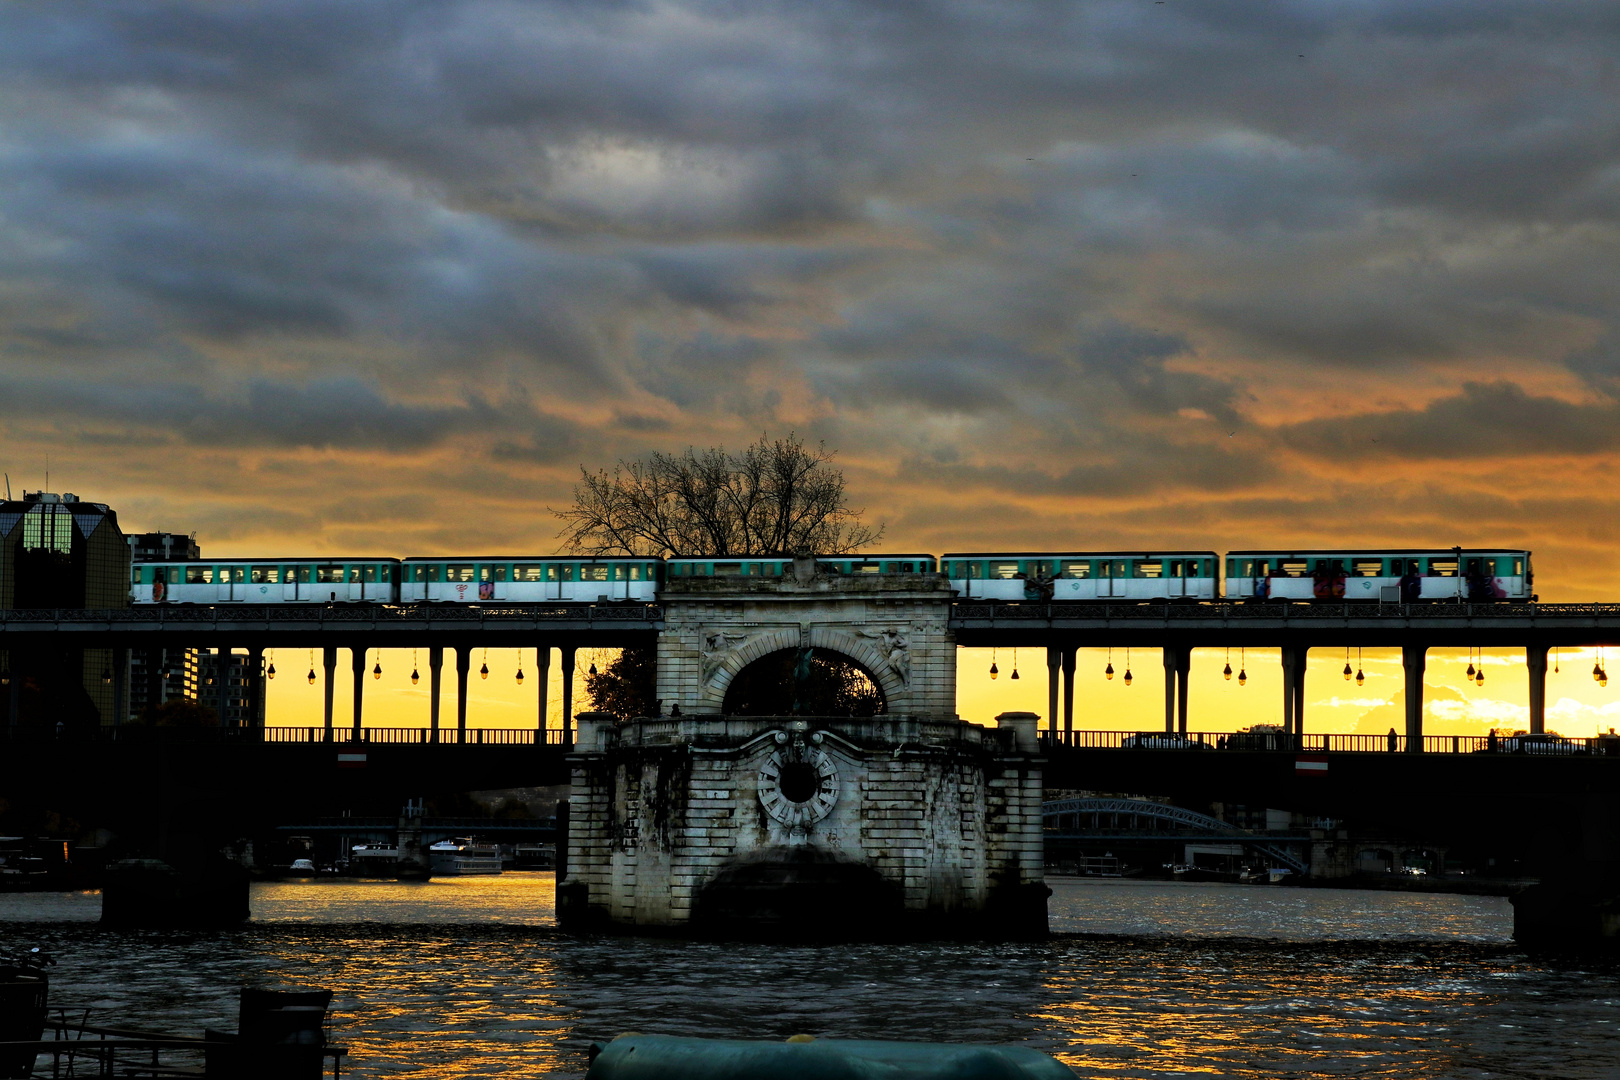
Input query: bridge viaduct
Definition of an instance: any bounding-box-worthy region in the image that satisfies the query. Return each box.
[5,598,1620,740]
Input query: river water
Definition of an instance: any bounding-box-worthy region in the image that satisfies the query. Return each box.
[1,876,1616,1078]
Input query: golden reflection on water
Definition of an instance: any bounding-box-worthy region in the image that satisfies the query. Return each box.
[4,876,1620,1079]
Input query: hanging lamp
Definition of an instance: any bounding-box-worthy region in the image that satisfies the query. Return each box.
[1011,648,1019,680]
[411,648,419,685]
[1355,647,1364,686]
[1105,647,1114,680]
[1122,647,1132,686]
[1237,646,1247,686]
[1343,647,1352,681]
[267,649,276,680]
[990,647,998,680]
[516,650,525,685]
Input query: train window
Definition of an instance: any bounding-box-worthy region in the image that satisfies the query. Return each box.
[296,565,313,583]
[380,565,391,581]
[1134,561,1163,578]
[478,566,491,582]
[132,568,143,584]
[1513,558,1523,576]
[226,566,245,583]
[1280,561,1307,577]
[854,562,881,574]
[1431,559,1457,577]
[315,565,340,583]
[990,562,1020,579]
[514,564,544,582]
[714,563,741,575]
[561,565,574,581]
[1060,561,1090,578]
[582,565,611,581]
[342,567,357,583]
[1353,560,1382,577]
[186,566,213,584]
[629,565,642,580]
[249,566,278,584]
[446,564,475,582]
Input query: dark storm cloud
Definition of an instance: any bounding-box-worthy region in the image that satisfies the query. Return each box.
[0,373,578,452]
[1280,382,1620,461]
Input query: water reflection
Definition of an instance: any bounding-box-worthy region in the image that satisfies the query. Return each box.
[0,877,1616,1079]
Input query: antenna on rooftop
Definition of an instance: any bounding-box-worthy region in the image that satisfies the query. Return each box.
[3,474,9,501]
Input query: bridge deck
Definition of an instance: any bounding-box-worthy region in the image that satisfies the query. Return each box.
[3,600,1620,646]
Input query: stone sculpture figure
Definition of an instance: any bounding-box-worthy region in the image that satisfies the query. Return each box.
[862,627,910,685]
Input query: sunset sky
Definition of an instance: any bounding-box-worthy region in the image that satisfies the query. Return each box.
[5,2,1619,732]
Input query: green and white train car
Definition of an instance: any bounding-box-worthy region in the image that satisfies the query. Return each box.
[664,554,938,580]
[943,552,1220,602]
[1224,549,1533,602]
[398,557,663,603]
[132,558,401,604]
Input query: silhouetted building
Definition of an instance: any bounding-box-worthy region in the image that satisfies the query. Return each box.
[0,492,130,729]
[127,647,199,723]
[196,649,264,727]
[125,532,200,722]
[128,532,200,563]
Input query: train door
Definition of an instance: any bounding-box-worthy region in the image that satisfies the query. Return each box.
[222,565,245,601]
[1167,559,1187,598]
[1101,559,1126,598]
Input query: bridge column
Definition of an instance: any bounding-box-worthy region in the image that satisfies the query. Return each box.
[536,646,552,739]
[1060,647,1076,736]
[216,648,230,727]
[112,645,127,727]
[1046,647,1060,737]
[1176,647,1191,736]
[1283,647,1296,738]
[428,647,443,744]
[245,646,263,731]
[322,647,337,740]
[351,647,366,735]
[455,646,471,742]
[1403,645,1426,751]
[561,646,577,748]
[1162,648,1177,734]
[1527,644,1548,735]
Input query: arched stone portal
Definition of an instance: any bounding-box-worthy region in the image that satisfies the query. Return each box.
[721,647,887,716]
[656,559,956,718]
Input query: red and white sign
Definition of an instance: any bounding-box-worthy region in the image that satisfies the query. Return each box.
[1295,755,1328,776]
[337,753,367,769]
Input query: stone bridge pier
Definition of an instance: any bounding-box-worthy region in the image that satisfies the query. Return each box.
[558,710,1047,939]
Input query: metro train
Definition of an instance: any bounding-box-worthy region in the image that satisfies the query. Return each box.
[129,547,1534,605]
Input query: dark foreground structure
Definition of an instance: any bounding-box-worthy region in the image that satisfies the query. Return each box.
[558,711,1048,939]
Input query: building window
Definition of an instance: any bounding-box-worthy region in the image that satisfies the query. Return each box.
[21,505,73,554]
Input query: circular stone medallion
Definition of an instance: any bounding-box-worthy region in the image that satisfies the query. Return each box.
[758,747,839,826]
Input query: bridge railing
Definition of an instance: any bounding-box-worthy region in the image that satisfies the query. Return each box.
[0,603,662,625]
[0,725,570,746]
[1039,730,1619,755]
[953,601,1620,620]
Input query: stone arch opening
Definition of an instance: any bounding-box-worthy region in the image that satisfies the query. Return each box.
[721,648,887,716]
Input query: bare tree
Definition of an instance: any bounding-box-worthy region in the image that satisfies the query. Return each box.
[555,433,883,556]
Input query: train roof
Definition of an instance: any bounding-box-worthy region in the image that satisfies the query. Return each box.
[941,550,1218,558]
[139,555,401,563]
[1225,548,1530,556]
[665,553,937,560]
[401,554,658,561]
